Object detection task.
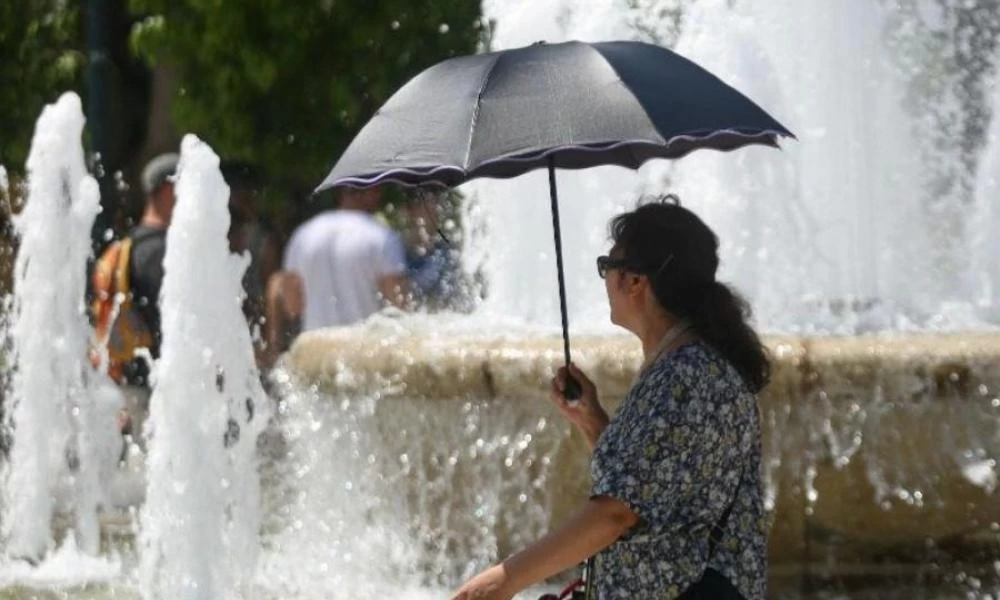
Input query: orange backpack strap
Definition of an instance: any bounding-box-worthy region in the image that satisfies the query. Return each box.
[114,237,134,300]
[90,238,133,368]
[92,240,122,341]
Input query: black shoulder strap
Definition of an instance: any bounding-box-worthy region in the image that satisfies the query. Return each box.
[126,228,165,274]
[130,226,163,246]
[582,556,597,600]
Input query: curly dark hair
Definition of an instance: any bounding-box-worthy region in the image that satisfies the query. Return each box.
[609,195,771,393]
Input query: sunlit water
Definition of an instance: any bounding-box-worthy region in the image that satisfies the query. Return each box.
[972,52,1000,324]
[138,135,268,599]
[1,92,121,562]
[466,0,998,335]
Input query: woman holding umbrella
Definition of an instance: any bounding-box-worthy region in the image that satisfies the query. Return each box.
[310,35,790,600]
[453,197,770,600]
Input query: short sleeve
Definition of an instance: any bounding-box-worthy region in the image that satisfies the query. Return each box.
[590,375,736,527]
[376,230,407,277]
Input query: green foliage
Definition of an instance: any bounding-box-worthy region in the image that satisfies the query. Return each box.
[129,0,485,195]
[0,1,85,172]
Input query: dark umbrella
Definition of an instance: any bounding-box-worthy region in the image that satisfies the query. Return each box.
[317,40,794,397]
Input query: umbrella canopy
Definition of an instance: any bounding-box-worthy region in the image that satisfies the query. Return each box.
[317,40,793,191]
[315,40,793,399]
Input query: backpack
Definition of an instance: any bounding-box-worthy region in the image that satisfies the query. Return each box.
[89,237,155,383]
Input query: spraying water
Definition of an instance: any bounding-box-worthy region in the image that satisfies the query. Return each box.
[258,325,567,600]
[972,67,1000,323]
[139,135,268,600]
[1,92,119,561]
[465,0,993,335]
[669,0,932,333]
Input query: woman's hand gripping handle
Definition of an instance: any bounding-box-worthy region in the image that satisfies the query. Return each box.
[550,363,609,451]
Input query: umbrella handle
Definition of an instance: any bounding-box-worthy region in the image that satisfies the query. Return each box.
[548,157,582,401]
[563,374,583,401]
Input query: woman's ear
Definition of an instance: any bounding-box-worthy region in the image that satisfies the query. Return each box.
[627,273,646,297]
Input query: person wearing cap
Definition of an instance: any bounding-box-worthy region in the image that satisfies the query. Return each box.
[130,152,179,365]
[110,152,178,440]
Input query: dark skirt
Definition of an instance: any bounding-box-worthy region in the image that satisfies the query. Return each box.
[678,569,747,600]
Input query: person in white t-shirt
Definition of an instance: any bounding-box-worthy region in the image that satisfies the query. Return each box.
[263,187,409,363]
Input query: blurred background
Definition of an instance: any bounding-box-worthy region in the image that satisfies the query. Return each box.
[0,0,487,281]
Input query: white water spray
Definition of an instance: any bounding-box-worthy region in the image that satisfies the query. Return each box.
[139,135,267,600]
[2,92,119,560]
[467,0,987,334]
[972,68,1000,323]
[669,0,930,333]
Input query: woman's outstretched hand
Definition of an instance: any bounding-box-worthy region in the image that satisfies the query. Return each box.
[550,363,609,449]
[451,564,514,600]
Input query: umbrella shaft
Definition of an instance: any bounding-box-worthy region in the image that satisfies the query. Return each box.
[548,159,572,367]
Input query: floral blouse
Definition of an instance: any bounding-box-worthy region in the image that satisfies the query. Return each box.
[590,340,767,599]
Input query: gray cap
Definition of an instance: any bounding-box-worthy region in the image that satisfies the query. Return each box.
[141,152,179,195]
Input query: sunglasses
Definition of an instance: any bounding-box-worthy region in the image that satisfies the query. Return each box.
[596,255,640,279]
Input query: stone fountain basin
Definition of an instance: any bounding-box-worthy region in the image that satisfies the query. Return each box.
[284,324,1000,565]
